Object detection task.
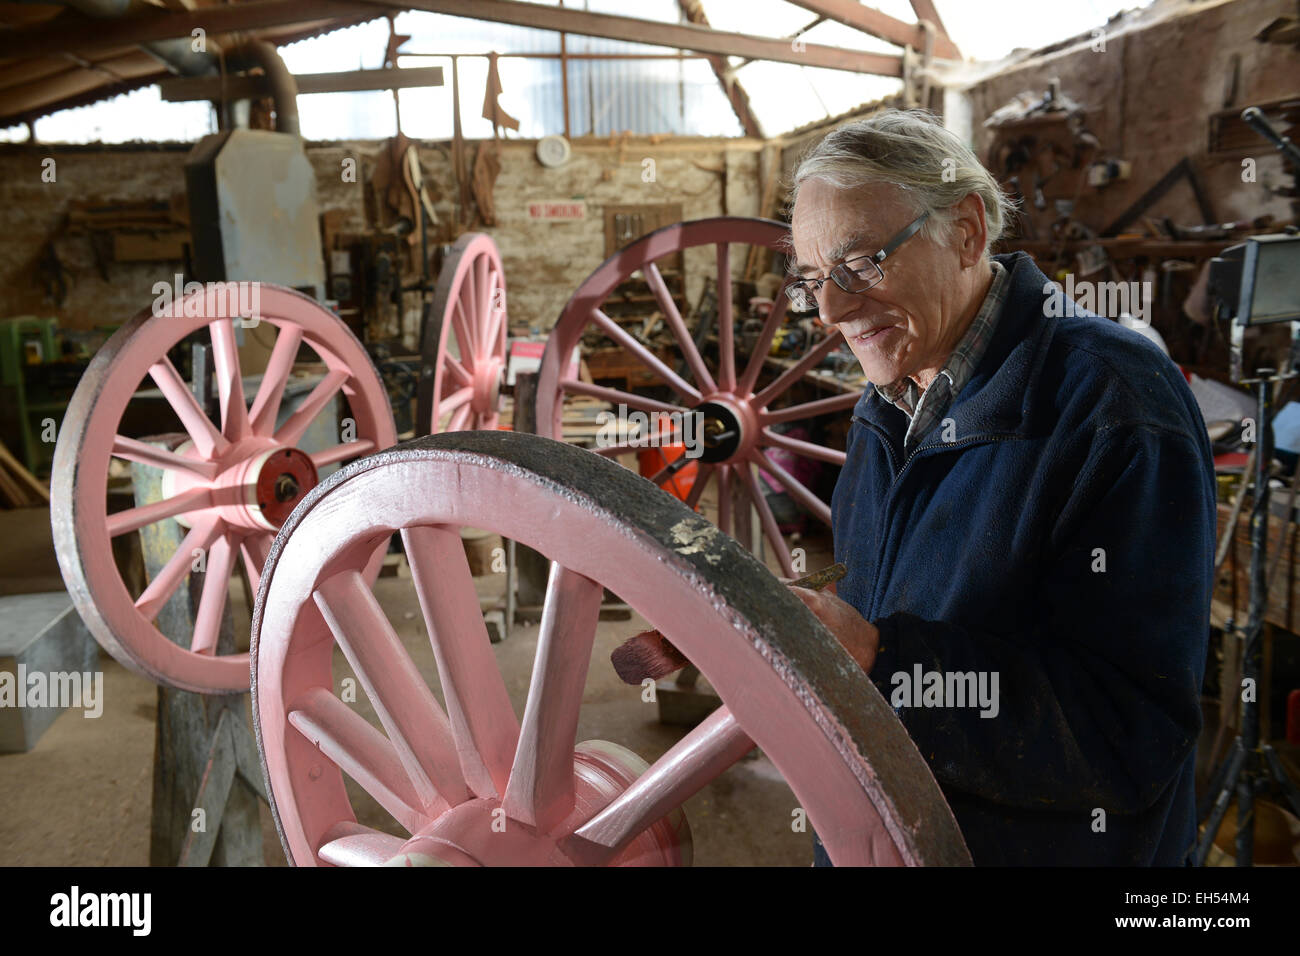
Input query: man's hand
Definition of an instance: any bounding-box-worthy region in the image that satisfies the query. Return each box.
[789,586,880,673]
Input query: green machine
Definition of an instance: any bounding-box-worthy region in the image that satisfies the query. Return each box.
[0,316,75,479]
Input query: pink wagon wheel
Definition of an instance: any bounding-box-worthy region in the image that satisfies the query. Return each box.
[416,233,508,436]
[51,284,397,694]
[251,431,969,866]
[535,217,857,578]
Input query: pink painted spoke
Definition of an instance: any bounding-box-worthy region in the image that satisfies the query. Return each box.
[502,563,603,831]
[112,434,218,481]
[273,368,348,447]
[762,391,860,426]
[737,463,795,577]
[240,532,272,597]
[403,525,520,800]
[485,283,505,352]
[249,325,303,435]
[445,355,472,390]
[133,518,219,621]
[569,707,753,864]
[452,298,478,368]
[315,570,470,808]
[311,439,376,469]
[683,463,714,510]
[716,464,732,537]
[753,450,831,526]
[644,262,716,394]
[759,427,847,466]
[318,822,406,866]
[588,308,702,404]
[190,532,234,655]
[560,379,688,417]
[752,331,847,409]
[107,486,212,538]
[209,317,251,440]
[448,404,472,432]
[439,387,473,418]
[148,357,228,459]
[474,256,491,347]
[716,243,735,391]
[738,295,789,396]
[730,473,752,550]
[288,687,433,833]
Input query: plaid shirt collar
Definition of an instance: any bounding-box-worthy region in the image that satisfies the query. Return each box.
[874,259,1009,449]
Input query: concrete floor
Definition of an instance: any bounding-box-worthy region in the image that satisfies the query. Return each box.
[0,499,836,867]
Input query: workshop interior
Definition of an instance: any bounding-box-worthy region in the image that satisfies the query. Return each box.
[0,0,1298,878]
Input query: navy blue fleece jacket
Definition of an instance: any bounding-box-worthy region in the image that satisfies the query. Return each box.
[830,251,1216,866]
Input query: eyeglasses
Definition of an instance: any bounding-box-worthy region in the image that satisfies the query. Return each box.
[785,211,930,315]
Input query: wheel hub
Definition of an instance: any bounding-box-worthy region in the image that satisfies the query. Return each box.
[693,396,757,464]
[383,741,691,867]
[164,440,319,532]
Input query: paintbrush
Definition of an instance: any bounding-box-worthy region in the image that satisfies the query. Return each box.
[609,562,847,685]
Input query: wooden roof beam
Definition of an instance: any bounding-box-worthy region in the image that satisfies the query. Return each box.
[357,0,902,75]
[783,0,961,60]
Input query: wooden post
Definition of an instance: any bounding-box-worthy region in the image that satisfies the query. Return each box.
[132,435,266,866]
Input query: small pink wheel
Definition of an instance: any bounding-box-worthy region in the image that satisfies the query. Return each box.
[251,431,969,866]
[51,285,397,693]
[536,217,858,577]
[416,233,508,435]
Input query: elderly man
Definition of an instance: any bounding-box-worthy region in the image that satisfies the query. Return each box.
[786,110,1216,866]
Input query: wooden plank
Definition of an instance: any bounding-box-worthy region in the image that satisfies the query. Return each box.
[786,0,961,60]
[360,0,903,75]
[908,0,960,58]
[160,66,444,102]
[0,440,49,504]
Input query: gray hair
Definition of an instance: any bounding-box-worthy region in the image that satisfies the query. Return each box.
[790,109,1013,256]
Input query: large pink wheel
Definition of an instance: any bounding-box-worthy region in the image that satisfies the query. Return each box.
[251,431,969,866]
[537,217,856,577]
[416,233,508,435]
[51,285,397,693]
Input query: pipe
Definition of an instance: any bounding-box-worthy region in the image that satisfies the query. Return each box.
[220,39,300,137]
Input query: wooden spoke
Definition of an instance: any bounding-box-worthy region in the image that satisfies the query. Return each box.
[715,243,735,392]
[209,317,251,441]
[762,391,860,426]
[148,357,228,459]
[133,517,220,622]
[402,525,520,800]
[289,687,435,833]
[106,486,212,538]
[249,325,303,435]
[759,427,847,466]
[190,531,235,655]
[644,261,716,394]
[112,434,217,481]
[315,570,470,809]
[752,449,831,526]
[568,707,752,864]
[273,369,349,448]
[588,308,702,404]
[502,563,603,831]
